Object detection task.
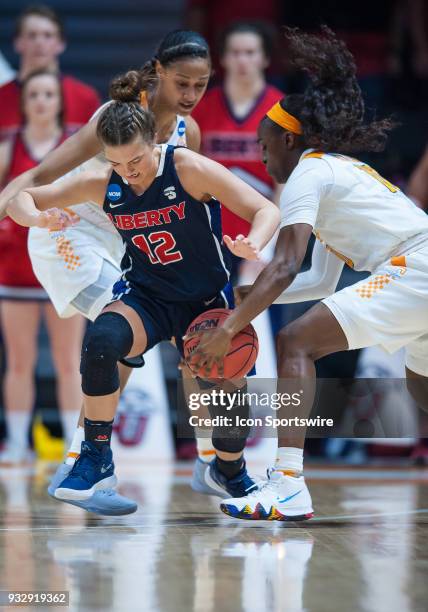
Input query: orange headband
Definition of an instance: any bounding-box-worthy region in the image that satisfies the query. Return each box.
[140,90,148,109]
[266,102,302,135]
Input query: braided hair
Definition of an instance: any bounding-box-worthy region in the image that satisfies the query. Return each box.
[273,27,395,153]
[97,70,156,146]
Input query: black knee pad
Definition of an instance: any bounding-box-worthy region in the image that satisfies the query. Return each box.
[81,312,134,396]
[210,386,250,453]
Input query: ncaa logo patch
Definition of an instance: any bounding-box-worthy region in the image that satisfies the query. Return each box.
[177,119,186,137]
[107,184,122,202]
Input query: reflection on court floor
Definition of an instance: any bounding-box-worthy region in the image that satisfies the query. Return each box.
[0,463,427,612]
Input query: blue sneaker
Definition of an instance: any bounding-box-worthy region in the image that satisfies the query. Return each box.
[191,458,229,497]
[203,458,258,498]
[48,463,137,515]
[54,441,116,501]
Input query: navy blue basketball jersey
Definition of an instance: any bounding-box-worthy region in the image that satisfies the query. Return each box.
[103,145,231,302]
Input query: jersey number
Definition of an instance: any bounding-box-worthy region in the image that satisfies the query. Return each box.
[357,164,400,193]
[132,231,183,265]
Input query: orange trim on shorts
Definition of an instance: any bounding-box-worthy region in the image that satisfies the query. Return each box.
[390,255,406,267]
[66,452,80,459]
[200,450,216,457]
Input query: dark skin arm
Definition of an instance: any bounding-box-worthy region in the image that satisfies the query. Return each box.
[187,223,313,376]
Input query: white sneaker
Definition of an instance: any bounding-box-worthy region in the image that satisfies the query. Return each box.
[220,469,314,521]
[0,444,33,466]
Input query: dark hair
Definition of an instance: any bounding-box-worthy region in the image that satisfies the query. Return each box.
[267,26,395,153]
[15,4,66,40]
[20,68,63,125]
[98,70,156,146]
[138,29,210,91]
[219,21,274,59]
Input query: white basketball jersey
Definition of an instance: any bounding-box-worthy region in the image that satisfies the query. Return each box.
[280,149,428,271]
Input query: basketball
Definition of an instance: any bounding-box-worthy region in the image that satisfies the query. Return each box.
[183,308,258,379]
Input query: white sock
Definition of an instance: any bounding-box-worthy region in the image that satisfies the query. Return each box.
[195,431,216,463]
[275,447,304,476]
[61,410,81,447]
[65,426,84,465]
[5,411,32,451]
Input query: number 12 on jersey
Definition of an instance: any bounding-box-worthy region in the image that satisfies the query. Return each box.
[132,231,183,265]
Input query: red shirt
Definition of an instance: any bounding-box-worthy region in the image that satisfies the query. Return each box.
[192,84,283,237]
[0,131,67,287]
[0,75,100,141]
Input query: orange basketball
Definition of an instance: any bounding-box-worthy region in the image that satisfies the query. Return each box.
[184,308,258,379]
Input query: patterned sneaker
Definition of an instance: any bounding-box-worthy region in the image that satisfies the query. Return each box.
[48,463,137,515]
[203,458,258,499]
[54,441,116,501]
[220,469,314,521]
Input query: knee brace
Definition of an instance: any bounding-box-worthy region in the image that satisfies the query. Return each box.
[210,385,251,453]
[80,312,134,396]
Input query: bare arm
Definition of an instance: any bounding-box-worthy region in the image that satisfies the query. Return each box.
[174,148,280,254]
[0,119,101,218]
[185,116,201,153]
[0,141,12,186]
[407,146,428,209]
[223,224,313,335]
[7,170,109,228]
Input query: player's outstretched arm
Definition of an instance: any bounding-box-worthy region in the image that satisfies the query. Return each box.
[186,223,313,373]
[7,170,109,228]
[0,119,101,220]
[174,148,280,258]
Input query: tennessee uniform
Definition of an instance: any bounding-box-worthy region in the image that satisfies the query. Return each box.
[278,149,428,377]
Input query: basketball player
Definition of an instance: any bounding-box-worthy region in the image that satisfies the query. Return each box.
[0,30,215,515]
[7,76,279,502]
[189,27,428,521]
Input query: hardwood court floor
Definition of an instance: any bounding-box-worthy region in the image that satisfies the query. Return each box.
[0,462,427,612]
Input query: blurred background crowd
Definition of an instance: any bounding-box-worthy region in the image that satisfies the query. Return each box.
[0,0,427,466]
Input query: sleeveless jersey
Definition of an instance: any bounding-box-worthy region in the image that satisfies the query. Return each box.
[0,132,67,287]
[192,84,283,237]
[103,144,230,302]
[68,102,187,231]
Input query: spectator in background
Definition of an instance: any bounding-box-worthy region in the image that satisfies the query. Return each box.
[0,69,85,465]
[185,0,282,82]
[192,22,283,280]
[0,4,100,141]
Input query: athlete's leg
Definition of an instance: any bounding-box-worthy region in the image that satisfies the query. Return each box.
[220,302,348,520]
[55,301,148,501]
[43,303,85,445]
[0,300,41,464]
[276,302,348,450]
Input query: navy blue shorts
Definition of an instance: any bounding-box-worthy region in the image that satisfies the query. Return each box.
[113,283,235,357]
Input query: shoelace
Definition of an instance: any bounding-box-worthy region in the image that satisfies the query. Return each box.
[245,468,285,498]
